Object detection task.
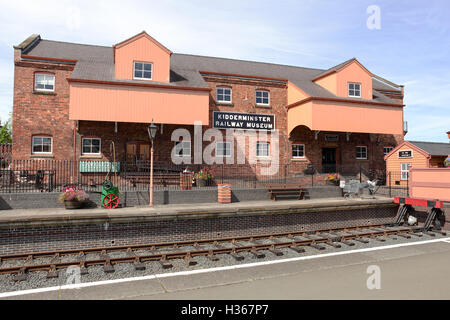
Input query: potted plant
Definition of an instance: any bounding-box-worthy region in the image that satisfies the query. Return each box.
[59,186,89,209]
[194,169,213,187]
[325,173,340,186]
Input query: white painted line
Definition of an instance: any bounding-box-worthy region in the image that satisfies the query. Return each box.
[1,236,450,298]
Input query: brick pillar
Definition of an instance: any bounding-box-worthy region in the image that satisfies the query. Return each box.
[218,184,231,203]
[180,172,193,190]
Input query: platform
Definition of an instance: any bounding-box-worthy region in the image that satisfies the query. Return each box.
[0,197,396,227]
[0,197,399,255]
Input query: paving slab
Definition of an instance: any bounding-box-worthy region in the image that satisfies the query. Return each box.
[158,268,255,292]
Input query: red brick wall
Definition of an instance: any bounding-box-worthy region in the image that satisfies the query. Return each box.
[12,57,75,160]
[12,56,404,176]
[288,125,404,174]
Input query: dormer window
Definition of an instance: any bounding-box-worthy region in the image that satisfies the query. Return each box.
[134,62,152,80]
[348,83,361,97]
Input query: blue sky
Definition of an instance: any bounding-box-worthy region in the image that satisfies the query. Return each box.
[0,0,449,141]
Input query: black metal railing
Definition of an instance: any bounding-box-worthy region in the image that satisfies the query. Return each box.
[0,158,392,193]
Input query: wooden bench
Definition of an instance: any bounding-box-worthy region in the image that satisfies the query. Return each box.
[267,183,306,201]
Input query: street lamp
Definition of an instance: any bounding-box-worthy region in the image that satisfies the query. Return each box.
[147,121,158,206]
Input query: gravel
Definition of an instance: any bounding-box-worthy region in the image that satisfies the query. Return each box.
[0,229,447,294]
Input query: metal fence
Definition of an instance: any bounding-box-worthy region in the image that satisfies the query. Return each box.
[0,158,394,193]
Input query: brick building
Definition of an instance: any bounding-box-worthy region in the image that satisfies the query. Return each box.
[12,31,406,178]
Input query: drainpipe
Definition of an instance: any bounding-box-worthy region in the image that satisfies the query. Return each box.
[73,121,77,183]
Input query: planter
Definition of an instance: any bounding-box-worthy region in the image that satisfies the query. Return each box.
[326,180,340,186]
[64,200,84,209]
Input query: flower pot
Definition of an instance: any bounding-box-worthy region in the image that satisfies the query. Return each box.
[197,179,207,187]
[64,200,83,209]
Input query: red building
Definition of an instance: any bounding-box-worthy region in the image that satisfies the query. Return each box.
[12,32,406,179]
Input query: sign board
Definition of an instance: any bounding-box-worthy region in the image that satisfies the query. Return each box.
[325,134,339,142]
[79,161,120,173]
[213,111,275,131]
[398,150,412,158]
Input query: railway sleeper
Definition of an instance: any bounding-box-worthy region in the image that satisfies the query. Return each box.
[326,241,341,248]
[268,248,283,256]
[230,251,244,261]
[47,265,58,279]
[354,237,370,244]
[289,246,305,254]
[103,259,115,273]
[310,243,326,251]
[160,255,173,269]
[134,259,146,271]
[250,250,265,259]
[341,240,355,246]
[184,254,197,266]
[207,253,219,261]
[396,233,412,239]
[14,268,27,282]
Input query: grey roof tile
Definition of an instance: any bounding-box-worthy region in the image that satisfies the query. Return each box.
[408,141,450,156]
[23,37,402,104]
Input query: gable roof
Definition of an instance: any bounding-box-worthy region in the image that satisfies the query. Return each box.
[312,58,373,81]
[16,34,403,105]
[114,31,172,55]
[408,141,450,156]
[384,140,450,160]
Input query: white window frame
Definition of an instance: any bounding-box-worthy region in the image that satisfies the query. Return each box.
[174,141,191,157]
[401,163,411,181]
[216,142,231,158]
[348,82,361,98]
[256,90,270,106]
[34,73,55,92]
[133,61,153,80]
[383,146,394,155]
[256,142,270,158]
[292,144,305,159]
[82,138,101,155]
[356,146,367,159]
[216,87,232,103]
[32,136,53,154]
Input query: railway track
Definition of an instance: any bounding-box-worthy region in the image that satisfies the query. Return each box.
[0,223,445,282]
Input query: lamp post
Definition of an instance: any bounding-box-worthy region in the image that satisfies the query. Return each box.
[147,121,158,206]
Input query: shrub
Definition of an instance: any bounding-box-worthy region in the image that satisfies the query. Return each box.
[194,169,213,180]
[59,186,89,203]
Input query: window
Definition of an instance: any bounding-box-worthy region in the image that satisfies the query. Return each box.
[356,146,367,159]
[384,147,393,155]
[256,90,270,105]
[401,163,411,180]
[35,73,55,92]
[217,87,232,103]
[133,62,152,80]
[348,83,361,97]
[216,142,231,157]
[256,142,270,157]
[292,144,305,158]
[32,136,52,154]
[174,141,191,157]
[82,138,101,155]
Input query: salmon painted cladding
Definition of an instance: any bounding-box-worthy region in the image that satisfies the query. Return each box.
[12,31,405,176]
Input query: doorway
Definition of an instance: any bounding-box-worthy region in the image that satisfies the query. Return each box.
[126,141,150,161]
[322,148,336,173]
